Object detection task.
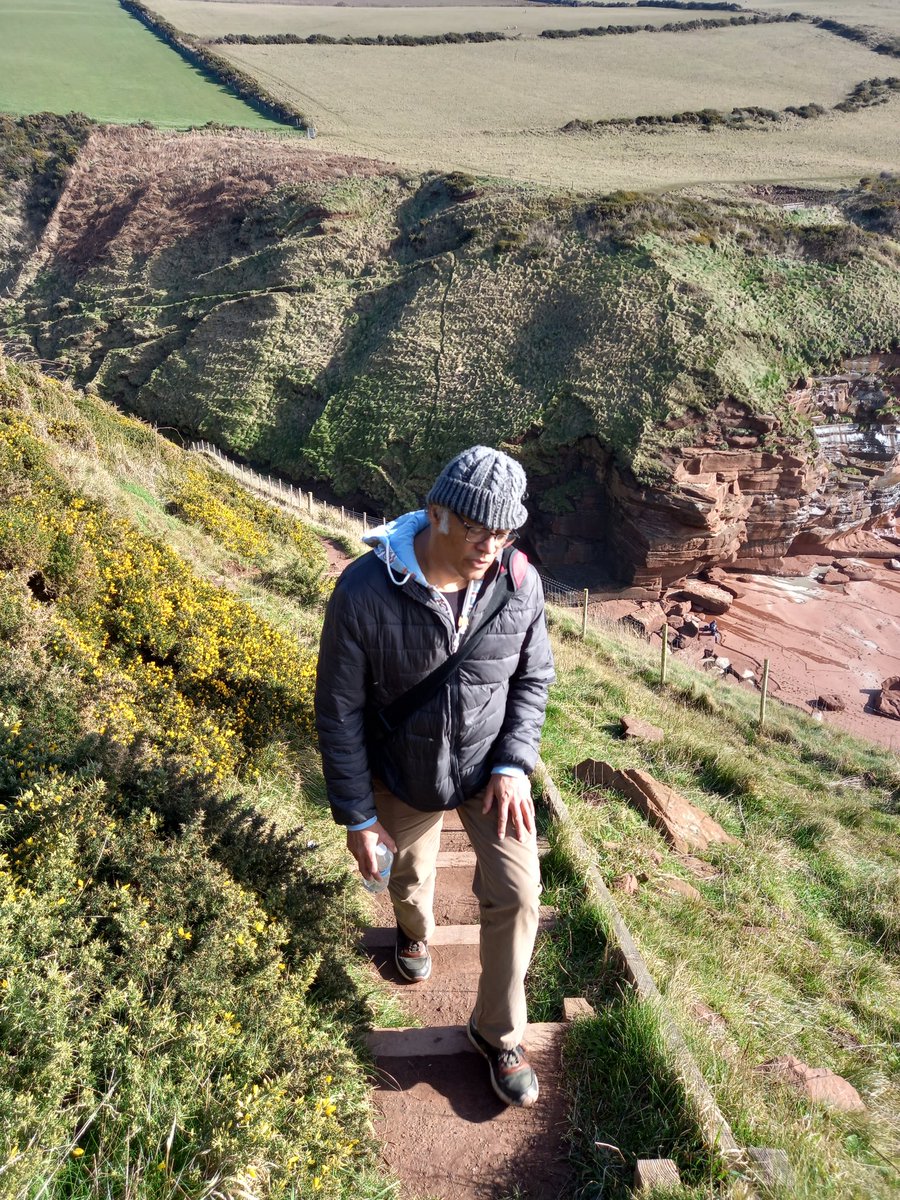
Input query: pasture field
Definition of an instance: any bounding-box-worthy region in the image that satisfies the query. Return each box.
[146,0,740,39]
[0,0,285,129]
[219,23,888,135]
[752,0,900,37]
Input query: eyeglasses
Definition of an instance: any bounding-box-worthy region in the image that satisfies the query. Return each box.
[454,512,518,548]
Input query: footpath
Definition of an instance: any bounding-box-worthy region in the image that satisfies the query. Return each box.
[361,809,575,1200]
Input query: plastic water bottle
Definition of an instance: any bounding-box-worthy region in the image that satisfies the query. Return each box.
[362,842,393,893]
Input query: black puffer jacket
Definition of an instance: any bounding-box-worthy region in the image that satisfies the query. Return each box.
[315,547,555,827]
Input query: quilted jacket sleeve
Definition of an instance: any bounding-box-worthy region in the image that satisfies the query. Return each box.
[314,577,377,827]
[490,571,555,773]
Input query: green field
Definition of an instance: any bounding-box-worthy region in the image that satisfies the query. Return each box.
[0,0,287,129]
[147,0,738,39]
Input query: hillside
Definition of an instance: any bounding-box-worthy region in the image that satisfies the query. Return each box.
[1,354,898,1199]
[2,124,899,587]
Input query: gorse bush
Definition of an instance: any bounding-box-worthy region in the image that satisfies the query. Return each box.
[0,363,379,1198]
[167,462,332,606]
[0,409,317,782]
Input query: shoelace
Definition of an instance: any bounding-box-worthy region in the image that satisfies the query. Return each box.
[497,1047,525,1069]
[400,939,426,956]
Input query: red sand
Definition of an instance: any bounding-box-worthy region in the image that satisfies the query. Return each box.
[670,562,900,754]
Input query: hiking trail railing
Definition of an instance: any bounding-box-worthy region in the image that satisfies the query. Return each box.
[189,440,377,536]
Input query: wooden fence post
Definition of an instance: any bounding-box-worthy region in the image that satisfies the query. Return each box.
[660,624,669,687]
[308,492,314,516]
[581,589,589,638]
[758,658,770,728]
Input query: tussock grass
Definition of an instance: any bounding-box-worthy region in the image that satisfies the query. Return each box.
[542,608,900,1199]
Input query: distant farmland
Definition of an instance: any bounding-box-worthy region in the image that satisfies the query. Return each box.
[0,0,286,129]
[147,0,740,39]
[751,0,900,37]
[219,23,889,132]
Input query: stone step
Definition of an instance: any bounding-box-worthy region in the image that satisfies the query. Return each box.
[436,840,550,869]
[360,906,557,949]
[368,1020,565,1058]
[371,1022,572,1199]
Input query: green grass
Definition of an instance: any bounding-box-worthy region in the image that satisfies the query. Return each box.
[0,0,286,129]
[0,358,399,1198]
[541,610,900,1199]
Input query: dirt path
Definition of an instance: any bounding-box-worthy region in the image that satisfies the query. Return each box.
[361,809,574,1200]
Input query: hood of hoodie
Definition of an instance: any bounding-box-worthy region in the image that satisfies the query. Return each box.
[362,509,430,587]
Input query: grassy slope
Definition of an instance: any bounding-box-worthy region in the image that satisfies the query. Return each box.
[0,0,285,130]
[3,354,898,1198]
[8,152,900,511]
[541,611,900,1199]
[0,356,400,1199]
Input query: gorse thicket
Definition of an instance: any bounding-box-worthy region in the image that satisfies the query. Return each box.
[0,360,375,1199]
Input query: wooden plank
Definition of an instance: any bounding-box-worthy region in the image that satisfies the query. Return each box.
[368,1021,565,1059]
[634,1159,680,1191]
[360,906,557,949]
[563,997,595,1021]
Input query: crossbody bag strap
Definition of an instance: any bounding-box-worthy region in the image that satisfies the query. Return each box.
[375,548,520,739]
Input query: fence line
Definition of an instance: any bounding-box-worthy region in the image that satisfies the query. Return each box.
[189,440,380,536]
[536,569,583,608]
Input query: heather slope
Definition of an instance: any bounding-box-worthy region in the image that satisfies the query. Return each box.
[3,125,900,547]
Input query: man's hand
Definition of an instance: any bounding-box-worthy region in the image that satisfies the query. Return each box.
[347,821,398,881]
[482,773,535,842]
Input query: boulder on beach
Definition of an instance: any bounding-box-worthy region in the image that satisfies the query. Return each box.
[815,693,846,712]
[873,677,900,721]
[671,579,733,615]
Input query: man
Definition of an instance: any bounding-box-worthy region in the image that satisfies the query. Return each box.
[315,446,554,1108]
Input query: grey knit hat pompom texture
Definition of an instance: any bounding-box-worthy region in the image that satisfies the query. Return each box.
[426,445,528,531]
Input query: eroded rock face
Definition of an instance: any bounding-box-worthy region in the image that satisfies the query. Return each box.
[530,365,900,591]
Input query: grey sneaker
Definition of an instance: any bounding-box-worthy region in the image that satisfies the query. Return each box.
[467,1019,540,1108]
[395,928,432,983]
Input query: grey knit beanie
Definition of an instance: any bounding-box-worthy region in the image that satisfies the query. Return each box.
[426,446,528,530]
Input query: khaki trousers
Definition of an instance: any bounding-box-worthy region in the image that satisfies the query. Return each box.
[374,782,541,1052]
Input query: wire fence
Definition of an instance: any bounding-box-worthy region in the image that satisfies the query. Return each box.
[536,570,584,609]
[190,440,379,535]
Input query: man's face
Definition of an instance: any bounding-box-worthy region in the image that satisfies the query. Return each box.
[430,507,513,581]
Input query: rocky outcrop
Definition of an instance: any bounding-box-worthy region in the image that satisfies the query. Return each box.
[575,760,738,854]
[874,677,900,721]
[757,1057,866,1112]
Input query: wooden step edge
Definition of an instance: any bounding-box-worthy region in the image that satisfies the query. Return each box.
[563,996,595,1021]
[360,905,557,949]
[435,840,550,869]
[368,1020,567,1058]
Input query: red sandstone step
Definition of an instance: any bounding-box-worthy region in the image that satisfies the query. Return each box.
[368,1021,565,1058]
[360,907,558,948]
[371,1023,572,1200]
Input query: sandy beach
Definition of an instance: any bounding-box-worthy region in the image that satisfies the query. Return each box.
[666,562,900,754]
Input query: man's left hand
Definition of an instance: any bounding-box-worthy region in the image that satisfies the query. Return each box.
[482,772,535,842]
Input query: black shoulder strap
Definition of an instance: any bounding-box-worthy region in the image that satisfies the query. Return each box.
[375,547,522,739]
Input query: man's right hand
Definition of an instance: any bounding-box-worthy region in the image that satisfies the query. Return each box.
[347,821,398,882]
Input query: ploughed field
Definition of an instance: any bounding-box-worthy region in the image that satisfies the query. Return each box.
[0,0,285,128]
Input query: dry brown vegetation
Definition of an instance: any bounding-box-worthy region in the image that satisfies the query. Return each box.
[213,23,899,187]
